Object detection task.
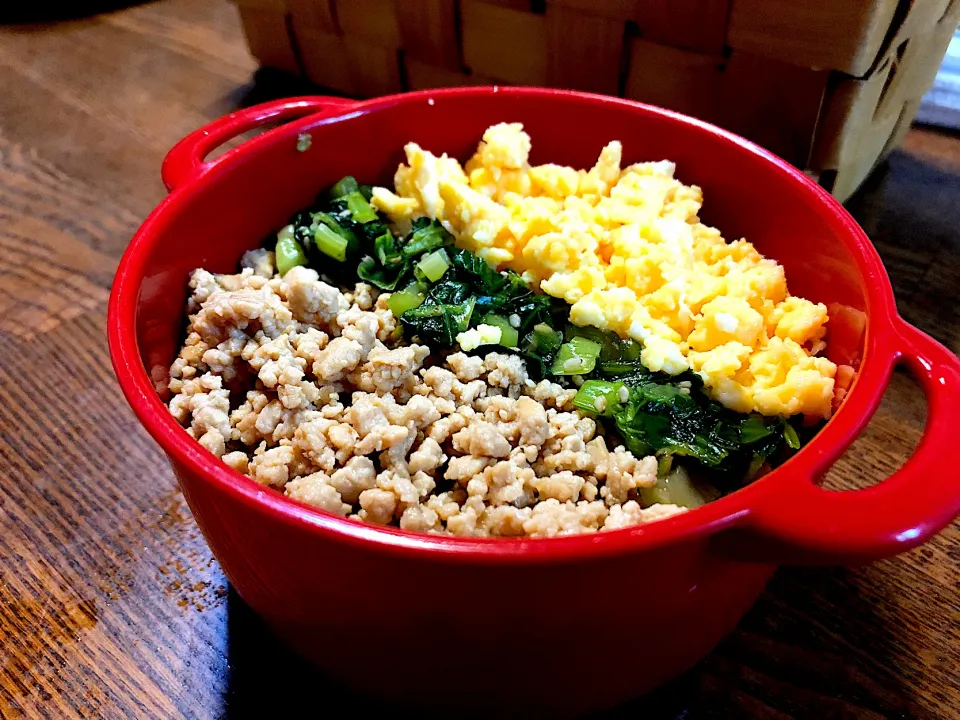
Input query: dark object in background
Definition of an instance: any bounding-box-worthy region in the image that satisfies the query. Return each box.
[0,1,151,23]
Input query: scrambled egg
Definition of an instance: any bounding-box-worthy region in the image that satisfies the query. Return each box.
[372,123,837,418]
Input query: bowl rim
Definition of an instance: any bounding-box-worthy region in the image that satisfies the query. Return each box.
[107,86,897,565]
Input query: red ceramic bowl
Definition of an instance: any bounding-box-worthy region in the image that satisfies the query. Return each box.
[108,88,960,717]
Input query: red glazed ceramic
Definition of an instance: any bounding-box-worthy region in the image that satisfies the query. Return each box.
[108,88,960,718]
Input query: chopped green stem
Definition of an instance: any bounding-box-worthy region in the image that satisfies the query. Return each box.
[386,287,425,317]
[572,380,625,417]
[415,249,451,283]
[314,223,348,262]
[550,337,602,375]
[275,225,308,276]
[479,313,519,347]
[329,176,360,199]
[565,325,623,361]
[313,212,359,254]
[344,191,378,223]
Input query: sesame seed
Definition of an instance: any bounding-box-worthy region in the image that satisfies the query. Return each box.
[617,386,629,402]
[593,396,607,413]
[508,314,521,328]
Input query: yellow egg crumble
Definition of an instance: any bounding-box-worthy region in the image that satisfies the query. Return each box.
[372,123,837,418]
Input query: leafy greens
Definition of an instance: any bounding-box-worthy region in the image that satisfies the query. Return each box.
[574,359,809,487]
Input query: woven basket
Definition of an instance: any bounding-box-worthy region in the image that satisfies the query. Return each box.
[233,0,960,201]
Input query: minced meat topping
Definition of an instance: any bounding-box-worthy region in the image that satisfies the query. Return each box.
[167,249,686,537]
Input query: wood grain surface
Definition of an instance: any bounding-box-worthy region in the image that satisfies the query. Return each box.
[0,2,957,718]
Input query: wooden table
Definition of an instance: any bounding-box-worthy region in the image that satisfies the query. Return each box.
[0,2,957,717]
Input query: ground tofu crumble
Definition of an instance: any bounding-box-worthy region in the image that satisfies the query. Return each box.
[167,249,686,537]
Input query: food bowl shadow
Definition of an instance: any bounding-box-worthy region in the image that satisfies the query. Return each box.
[220,563,919,720]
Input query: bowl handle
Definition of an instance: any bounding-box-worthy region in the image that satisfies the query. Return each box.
[737,316,960,565]
[160,96,358,192]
